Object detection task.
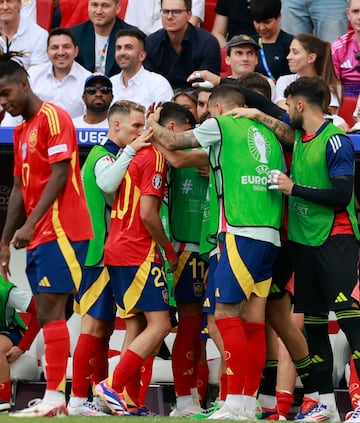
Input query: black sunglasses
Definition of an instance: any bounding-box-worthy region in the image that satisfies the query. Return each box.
[85,86,112,95]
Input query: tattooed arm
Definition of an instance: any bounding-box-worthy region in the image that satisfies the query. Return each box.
[226,107,294,146]
[147,114,201,150]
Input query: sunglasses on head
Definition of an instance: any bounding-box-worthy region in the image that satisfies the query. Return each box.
[85,86,112,95]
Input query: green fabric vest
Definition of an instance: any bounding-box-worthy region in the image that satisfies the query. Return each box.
[159,201,176,307]
[288,124,360,246]
[199,169,219,262]
[81,144,117,266]
[0,277,26,331]
[169,158,209,244]
[215,116,283,229]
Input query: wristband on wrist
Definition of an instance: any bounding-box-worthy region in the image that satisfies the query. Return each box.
[163,242,178,262]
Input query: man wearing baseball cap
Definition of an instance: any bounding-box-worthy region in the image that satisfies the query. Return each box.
[225,34,276,101]
[73,73,114,129]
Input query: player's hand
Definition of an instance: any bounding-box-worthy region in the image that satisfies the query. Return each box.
[146,102,162,120]
[268,170,294,195]
[197,166,210,178]
[225,107,260,120]
[147,106,162,128]
[6,346,24,363]
[167,256,178,273]
[0,243,11,281]
[163,242,178,273]
[131,128,153,151]
[187,70,220,88]
[11,222,34,250]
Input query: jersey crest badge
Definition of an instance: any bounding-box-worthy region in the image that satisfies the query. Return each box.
[152,173,163,189]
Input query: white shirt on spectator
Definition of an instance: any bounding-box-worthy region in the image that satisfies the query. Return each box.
[1,61,91,127]
[72,116,109,129]
[0,17,48,69]
[21,0,36,22]
[125,0,205,35]
[110,65,173,112]
[275,73,341,108]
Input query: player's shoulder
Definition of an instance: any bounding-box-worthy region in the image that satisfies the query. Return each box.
[135,146,166,168]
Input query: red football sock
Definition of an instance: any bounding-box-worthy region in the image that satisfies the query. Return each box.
[349,357,360,409]
[138,355,155,406]
[219,373,228,401]
[276,390,294,418]
[92,335,110,386]
[215,317,248,394]
[110,349,144,393]
[43,320,70,392]
[172,314,203,396]
[242,321,266,397]
[124,367,141,407]
[72,333,102,397]
[0,379,11,402]
[196,362,209,406]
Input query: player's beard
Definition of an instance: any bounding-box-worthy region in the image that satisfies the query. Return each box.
[290,111,303,130]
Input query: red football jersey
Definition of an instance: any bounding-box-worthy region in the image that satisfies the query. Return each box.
[13,102,93,249]
[105,146,167,266]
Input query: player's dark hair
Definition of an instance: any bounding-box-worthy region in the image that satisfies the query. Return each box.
[115,28,146,50]
[209,84,245,108]
[249,0,281,21]
[0,50,28,81]
[284,76,330,111]
[236,72,271,99]
[48,27,77,48]
[159,102,196,129]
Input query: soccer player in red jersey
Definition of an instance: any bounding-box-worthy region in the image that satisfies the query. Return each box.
[0,51,93,417]
[95,100,178,415]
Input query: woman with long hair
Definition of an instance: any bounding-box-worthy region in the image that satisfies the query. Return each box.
[275,33,343,116]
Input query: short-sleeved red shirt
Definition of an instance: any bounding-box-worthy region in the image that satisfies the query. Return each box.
[105,146,167,266]
[13,101,93,249]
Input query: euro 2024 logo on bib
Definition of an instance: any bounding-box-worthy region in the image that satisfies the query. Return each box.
[248,126,271,166]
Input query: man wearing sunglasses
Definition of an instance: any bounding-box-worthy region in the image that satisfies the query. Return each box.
[73,73,114,129]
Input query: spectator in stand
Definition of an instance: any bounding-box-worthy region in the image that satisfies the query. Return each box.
[173,88,199,122]
[211,0,255,48]
[21,0,36,21]
[73,73,113,129]
[110,29,173,112]
[70,0,138,77]
[144,0,221,89]
[249,0,293,82]
[1,27,91,127]
[332,0,360,98]
[0,275,40,412]
[280,0,348,44]
[275,34,343,116]
[0,50,93,417]
[224,34,276,102]
[125,0,204,35]
[0,0,48,69]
